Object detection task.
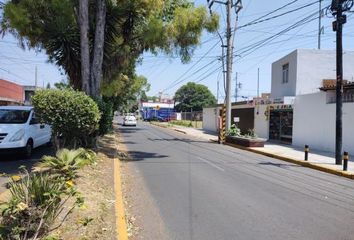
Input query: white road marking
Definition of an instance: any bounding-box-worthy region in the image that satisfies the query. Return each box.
[197,157,225,171]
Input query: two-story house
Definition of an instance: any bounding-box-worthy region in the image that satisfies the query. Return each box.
[268,49,354,153]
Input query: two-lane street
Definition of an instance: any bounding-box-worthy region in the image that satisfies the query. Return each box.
[120,122,354,240]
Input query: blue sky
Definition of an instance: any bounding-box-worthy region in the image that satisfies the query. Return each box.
[1,0,354,102]
[0,38,64,87]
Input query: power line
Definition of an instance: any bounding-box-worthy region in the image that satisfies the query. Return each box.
[0,67,29,84]
[0,52,52,85]
[234,7,327,59]
[238,0,320,29]
[195,65,223,84]
[161,40,220,92]
[164,59,220,92]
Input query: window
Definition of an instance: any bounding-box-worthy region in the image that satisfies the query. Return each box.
[282,63,289,84]
[0,110,30,124]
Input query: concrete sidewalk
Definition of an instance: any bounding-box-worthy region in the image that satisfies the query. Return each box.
[151,122,218,142]
[249,143,354,176]
[151,122,354,179]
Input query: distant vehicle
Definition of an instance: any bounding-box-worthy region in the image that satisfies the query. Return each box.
[123,115,137,126]
[141,108,176,121]
[0,106,52,158]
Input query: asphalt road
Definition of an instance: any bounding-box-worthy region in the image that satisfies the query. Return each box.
[0,146,54,192]
[120,122,354,240]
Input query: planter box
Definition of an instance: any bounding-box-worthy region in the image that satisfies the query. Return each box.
[225,135,265,147]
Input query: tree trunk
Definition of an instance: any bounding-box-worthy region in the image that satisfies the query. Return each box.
[90,0,106,98]
[79,0,91,95]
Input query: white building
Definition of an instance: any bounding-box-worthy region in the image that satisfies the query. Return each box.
[268,49,354,152]
[271,49,354,100]
[292,83,354,153]
[203,49,354,153]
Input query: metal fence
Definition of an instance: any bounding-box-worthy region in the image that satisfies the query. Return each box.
[179,111,203,121]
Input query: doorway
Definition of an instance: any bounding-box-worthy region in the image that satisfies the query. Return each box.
[269,109,293,144]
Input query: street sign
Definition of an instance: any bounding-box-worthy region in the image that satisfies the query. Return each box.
[233,117,240,123]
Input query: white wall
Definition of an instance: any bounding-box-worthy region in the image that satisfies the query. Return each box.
[202,104,255,133]
[254,105,269,139]
[271,49,354,100]
[271,50,297,99]
[293,92,354,153]
[202,107,218,132]
[296,49,354,96]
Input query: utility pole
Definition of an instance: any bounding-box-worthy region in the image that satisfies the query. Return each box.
[330,0,353,165]
[217,79,220,104]
[235,72,242,102]
[235,72,238,102]
[225,0,233,130]
[257,68,260,98]
[207,0,242,130]
[318,0,323,49]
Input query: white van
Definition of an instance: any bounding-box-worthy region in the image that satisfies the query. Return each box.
[0,106,51,158]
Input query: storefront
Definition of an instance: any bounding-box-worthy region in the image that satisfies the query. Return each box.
[267,105,293,144]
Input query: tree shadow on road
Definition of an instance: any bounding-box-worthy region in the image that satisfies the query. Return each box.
[118,128,143,134]
[258,161,299,169]
[0,146,55,191]
[121,151,168,162]
[0,146,54,175]
[147,137,209,144]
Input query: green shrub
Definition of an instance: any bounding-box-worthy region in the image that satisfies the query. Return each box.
[96,98,114,135]
[39,148,96,180]
[32,89,101,148]
[245,129,258,139]
[0,170,75,240]
[226,124,241,137]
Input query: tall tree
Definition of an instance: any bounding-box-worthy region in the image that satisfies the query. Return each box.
[2,0,219,98]
[174,82,216,112]
[78,0,91,95]
[90,0,106,97]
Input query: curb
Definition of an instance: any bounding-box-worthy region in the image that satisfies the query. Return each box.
[173,129,187,134]
[150,122,187,135]
[114,156,129,240]
[111,128,129,240]
[150,122,168,128]
[224,142,354,180]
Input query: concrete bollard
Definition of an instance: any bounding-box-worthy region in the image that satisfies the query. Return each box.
[343,151,349,171]
[304,145,309,161]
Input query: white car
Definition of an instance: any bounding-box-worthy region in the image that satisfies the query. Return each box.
[0,106,51,158]
[123,115,137,126]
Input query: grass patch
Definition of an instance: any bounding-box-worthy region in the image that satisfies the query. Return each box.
[169,120,203,129]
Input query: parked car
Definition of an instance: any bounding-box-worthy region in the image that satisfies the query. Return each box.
[122,115,137,126]
[0,106,52,158]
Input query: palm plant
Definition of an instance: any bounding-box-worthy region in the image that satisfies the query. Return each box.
[39,148,96,180]
[0,170,66,240]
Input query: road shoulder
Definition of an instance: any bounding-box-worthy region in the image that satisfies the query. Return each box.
[116,126,170,240]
